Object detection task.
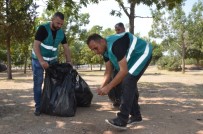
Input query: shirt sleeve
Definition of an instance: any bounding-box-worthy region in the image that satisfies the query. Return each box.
[35,25,48,42]
[103,55,109,62]
[112,33,130,61]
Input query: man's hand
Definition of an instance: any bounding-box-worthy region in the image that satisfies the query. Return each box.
[40,61,49,69]
[97,85,111,96]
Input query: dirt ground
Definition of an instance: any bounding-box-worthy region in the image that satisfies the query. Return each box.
[0,66,203,134]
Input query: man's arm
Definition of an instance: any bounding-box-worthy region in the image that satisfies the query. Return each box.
[107,57,128,90]
[33,40,49,69]
[100,61,112,88]
[98,56,128,95]
[62,43,71,63]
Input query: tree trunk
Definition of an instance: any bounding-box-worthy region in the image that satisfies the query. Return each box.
[181,34,185,74]
[129,2,135,34]
[6,34,12,79]
[100,64,102,71]
[24,56,28,74]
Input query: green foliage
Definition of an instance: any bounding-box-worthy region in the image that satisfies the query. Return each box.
[187,0,203,62]
[151,41,163,65]
[150,0,203,60]
[1,0,38,78]
[80,45,95,64]
[1,0,37,43]
[149,2,203,72]
[102,28,115,37]
[46,0,100,11]
[111,0,184,34]
[157,56,181,71]
[83,25,115,66]
[0,49,7,62]
[186,48,203,65]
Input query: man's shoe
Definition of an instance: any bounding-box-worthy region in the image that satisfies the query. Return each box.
[105,118,127,130]
[34,110,40,116]
[127,115,142,125]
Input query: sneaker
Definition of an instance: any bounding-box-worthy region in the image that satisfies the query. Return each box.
[127,115,142,125]
[105,118,127,130]
[34,110,40,116]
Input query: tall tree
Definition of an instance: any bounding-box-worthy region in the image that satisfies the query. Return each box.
[111,0,184,34]
[0,0,37,79]
[149,4,188,73]
[187,0,203,66]
[171,5,188,73]
[45,0,184,34]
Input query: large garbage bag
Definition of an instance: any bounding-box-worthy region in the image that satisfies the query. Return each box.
[74,71,93,107]
[40,63,77,117]
[0,63,7,72]
[108,69,123,106]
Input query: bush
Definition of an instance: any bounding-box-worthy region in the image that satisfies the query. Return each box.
[157,56,181,71]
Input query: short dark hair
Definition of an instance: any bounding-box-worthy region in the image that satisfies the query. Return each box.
[115,22,125,28]
[86,33,103,45]
[53,12,64,20]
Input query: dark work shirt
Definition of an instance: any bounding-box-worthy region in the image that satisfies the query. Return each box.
[35,25,67,44]
[103,33,130,62]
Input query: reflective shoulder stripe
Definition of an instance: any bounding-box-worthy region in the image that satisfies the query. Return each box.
[32,49,57,61]
[32,49,35,55]
[32,50,36,57]
[127,36,137,61]
[41,43,57,51]
[43,56,57,61]
[129,43,150,74]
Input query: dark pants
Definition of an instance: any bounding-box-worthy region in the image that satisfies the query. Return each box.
[117,57,152,123]
[108,69,122,104]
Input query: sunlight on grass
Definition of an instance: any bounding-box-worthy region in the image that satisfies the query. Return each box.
[71,121,83,124]
[196,130,203,134]
[130,125,146,130]
[19,95,32,98]
[70,121,93,126]
[5,103,15,106]
[45,122,51,125]
[103,131,113,134]
[95,102,114,111]
[56,121,66,128]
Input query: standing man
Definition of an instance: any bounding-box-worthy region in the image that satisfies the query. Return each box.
[108,22,126,107]
[115,22,125,34]
[32,12,71,116]
[86,32,152,129]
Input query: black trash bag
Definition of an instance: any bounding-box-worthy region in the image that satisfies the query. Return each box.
[0,63,7,72]
[74,71,93,107]
[40,63,77,117]
[108,69,123,105]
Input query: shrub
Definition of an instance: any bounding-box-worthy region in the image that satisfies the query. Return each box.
[157,56,181,71]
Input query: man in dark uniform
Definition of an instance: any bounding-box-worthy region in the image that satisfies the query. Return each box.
[115,22,125,34]
[108,22,126,107]
[87,32,152,129]
[32,12,72,116]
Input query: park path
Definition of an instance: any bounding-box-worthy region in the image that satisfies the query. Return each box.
[0,66,203,134]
